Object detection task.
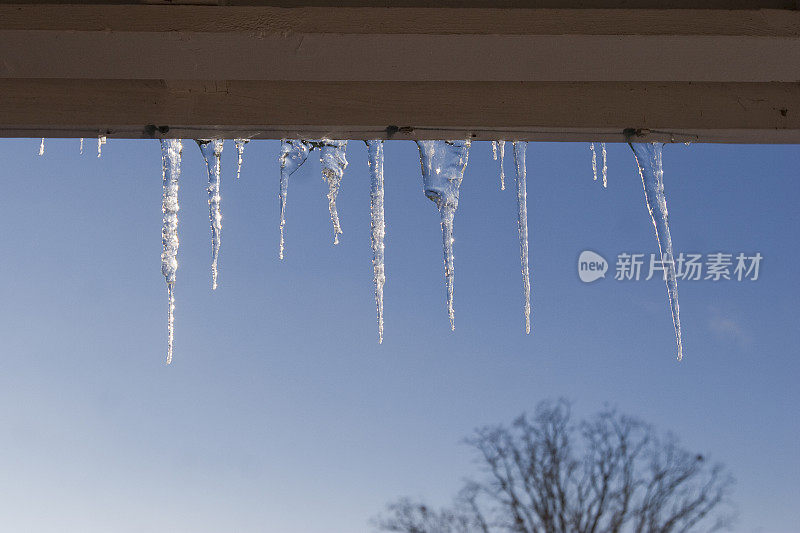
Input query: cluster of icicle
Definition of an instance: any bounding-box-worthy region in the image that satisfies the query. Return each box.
[278,139,386,337]
[158,138,248,364]
[38,135,682,362]
[156,137,533,362]
[279,139,349,254]
[278,139,532,339]
[38,135,107,158]
[591,142,608,187]
[589,141,683,360]
[161,138,682,363]
[153,137,683,363]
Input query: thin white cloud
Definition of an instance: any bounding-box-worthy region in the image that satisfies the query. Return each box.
[708,309,752,347]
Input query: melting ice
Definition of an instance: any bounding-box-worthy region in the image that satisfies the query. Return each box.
[366,140,386,343]
[197,139,224,290]
[278,139,313,259]
[319,140,348,244]
[491,140,506,190]
[590,142,608,188]
[630,142,683,360]
[416,140,470,330]
[600,142,607,187]
[20,134,694,358]
[234,138,249,180]
[160,139,183,364]
[513,142,531,334]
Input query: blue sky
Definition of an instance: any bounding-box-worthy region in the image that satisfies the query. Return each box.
[0,138,797,532]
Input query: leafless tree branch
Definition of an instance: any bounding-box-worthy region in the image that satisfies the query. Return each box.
[375,400,735,533]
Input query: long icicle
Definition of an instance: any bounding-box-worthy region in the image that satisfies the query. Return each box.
[319,139,348,244]
[197,139,224,289]
[513,141,531,334]
[492,141,507,189]
[234,138,249,180]
[590,143,598,182]
[630,142,683,360]
[160,139,183,365]
[366,140,386,343]
[97,135,106,158]
[279,140,312,259]
[80,138,84,155]
[416,140,470,330]
[440,204,457,329]
[38,138,44,156]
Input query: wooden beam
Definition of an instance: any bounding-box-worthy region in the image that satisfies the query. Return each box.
[3,7,800,82]
[5,1,798,8]
[1,80,797,143]
[1,4,799,141]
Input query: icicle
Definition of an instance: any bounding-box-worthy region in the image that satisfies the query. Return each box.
[498,140,506,191]
[196,139,224,290]
[278,139,313,260]
[630,142,683,361]
[416,140,471,330]
[80,138,84,155]
[234,138,249,180]
[366,140,386,343]
[160,139,183,365]
[591,142,608,188]
[38,138,44,156]
[319,139,348,244]
[491,140,505,188]
[166,284,175,364]
[97,135,106,158]
[601,142,608,188]
[513,141,531,334]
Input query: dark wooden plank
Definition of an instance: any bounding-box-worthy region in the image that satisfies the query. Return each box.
[2,1,795,8]
[2,5,798,35]
[0,80,797,143]
[2,7,799,83]
[1,4,798,140]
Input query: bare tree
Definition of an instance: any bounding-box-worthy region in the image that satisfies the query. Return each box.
[376,400,734,533]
